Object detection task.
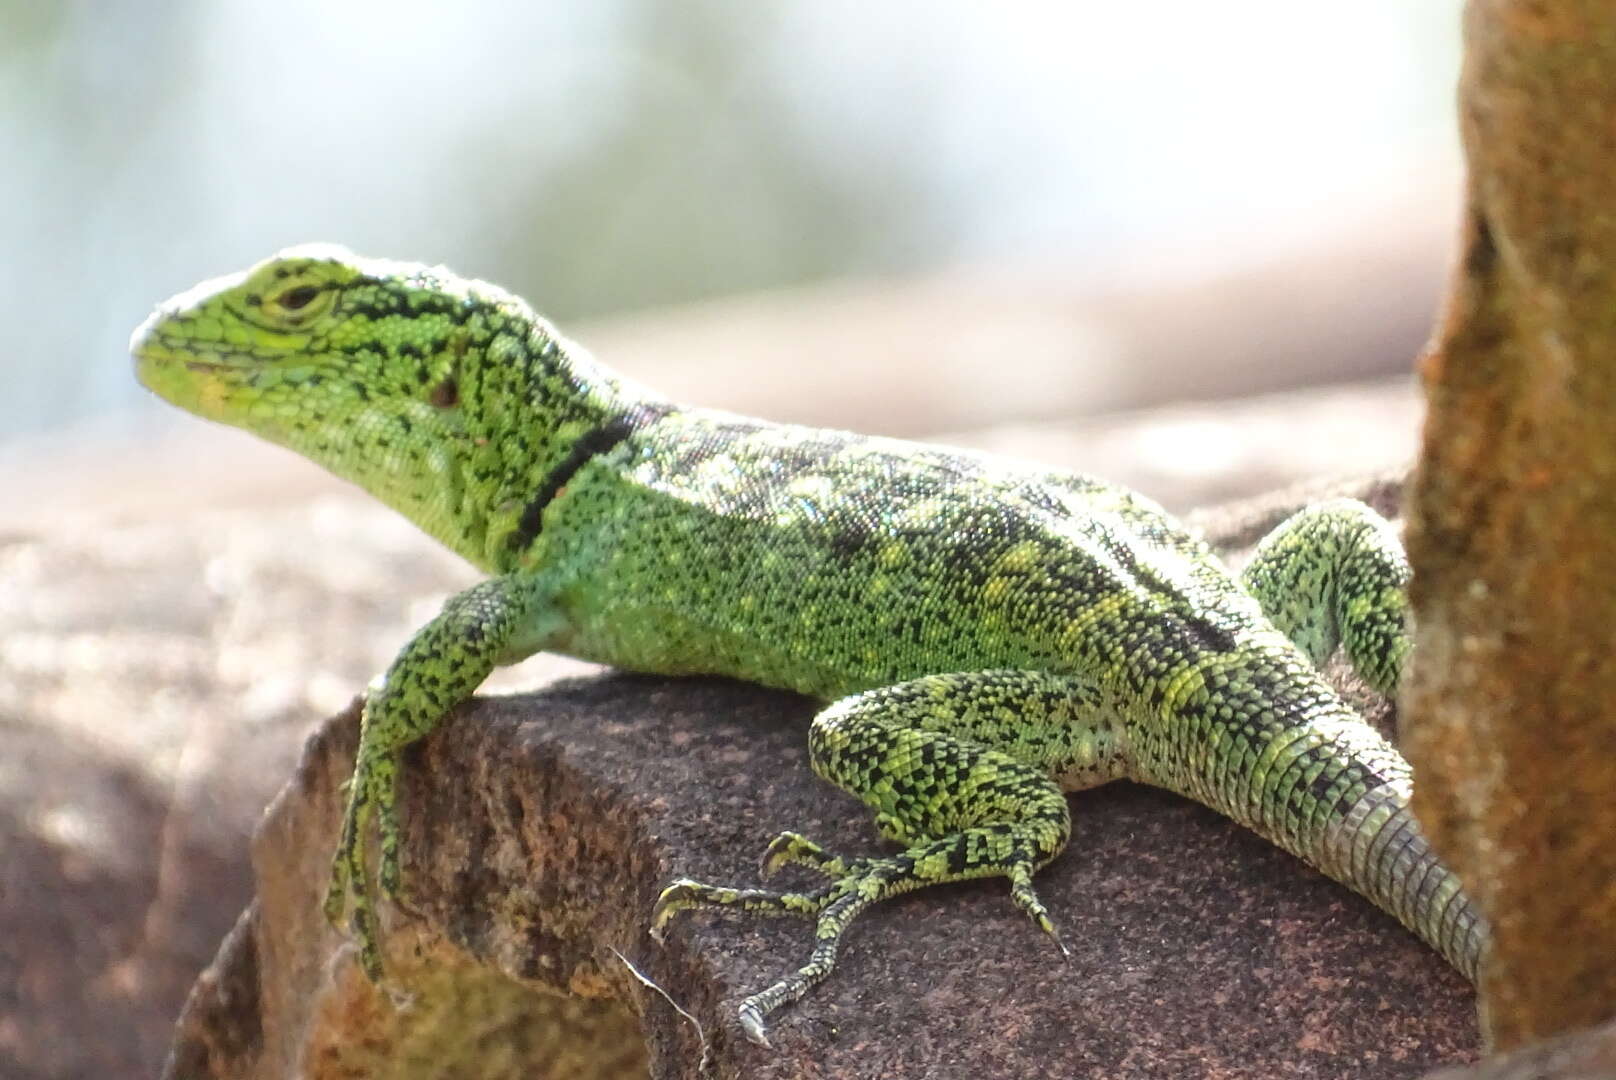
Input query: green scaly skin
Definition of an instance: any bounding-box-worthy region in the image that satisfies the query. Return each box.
[132,246,1486,1046]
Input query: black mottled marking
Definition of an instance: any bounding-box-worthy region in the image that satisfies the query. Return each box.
[1178,612,1237,654]
[1096,534,1233,658]
[505,403,676,554]
[346,291,471,325]
[765,432,867,474]
[1305,751,1376,812]
[828,511,881,561]
[945,834,971,874]
[1018,484,1072,517]
[332,341,387,359]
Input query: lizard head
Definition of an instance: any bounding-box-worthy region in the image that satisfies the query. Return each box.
[131,243,477,439]
[132,245,651,567]
[131,244,505,552]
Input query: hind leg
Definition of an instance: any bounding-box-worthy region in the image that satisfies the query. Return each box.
[652,669,1125,1045]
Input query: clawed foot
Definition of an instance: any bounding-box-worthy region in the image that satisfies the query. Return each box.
[651,830,1062,1046]
[322,752,407,984]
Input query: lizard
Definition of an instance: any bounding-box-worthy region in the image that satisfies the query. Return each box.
[130,245,1486,1047]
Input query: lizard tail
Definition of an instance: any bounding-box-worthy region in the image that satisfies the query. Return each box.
[1311,777,1488,981]
[1138,672,1488,981]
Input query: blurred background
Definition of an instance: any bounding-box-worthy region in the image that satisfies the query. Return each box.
[2,3,1467,1077]
[3,0,1459,455]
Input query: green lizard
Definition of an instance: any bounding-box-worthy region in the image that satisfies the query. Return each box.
[131,245,1485,1046]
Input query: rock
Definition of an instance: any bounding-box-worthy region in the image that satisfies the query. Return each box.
[1420,1019,1616,1080]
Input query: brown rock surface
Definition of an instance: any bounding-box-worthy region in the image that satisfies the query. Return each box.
[164,680,1477,1078]
[1421,1018,1616,1080]
[0,503,474,1078]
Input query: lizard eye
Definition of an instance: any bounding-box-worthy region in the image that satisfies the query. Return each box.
[278,285,321,310]
[237,259,339,331]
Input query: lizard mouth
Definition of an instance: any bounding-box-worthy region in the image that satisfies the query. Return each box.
[129,267,255,381]
[130,326,225,382]
[129,314,252,421]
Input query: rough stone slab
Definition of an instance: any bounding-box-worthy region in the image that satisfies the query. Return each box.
[164,675,1477,1079]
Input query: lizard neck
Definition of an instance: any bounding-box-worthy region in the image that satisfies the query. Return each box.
[295,287,671,573]
[463,307,647,440]
[455,303,672,570]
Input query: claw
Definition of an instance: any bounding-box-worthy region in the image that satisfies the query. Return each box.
[758,833,797,878]
[758,831,854,882]
[652,811,1067,1042]
[650,879,697,942]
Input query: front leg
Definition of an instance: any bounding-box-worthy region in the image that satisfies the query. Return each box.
[323,574,555,982]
